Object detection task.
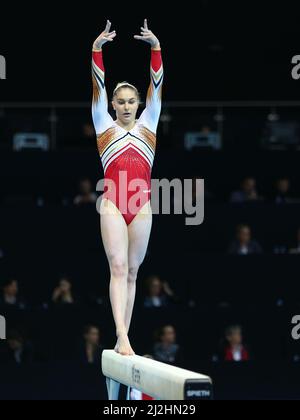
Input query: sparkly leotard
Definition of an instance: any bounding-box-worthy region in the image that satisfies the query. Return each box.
[92,48,163,225]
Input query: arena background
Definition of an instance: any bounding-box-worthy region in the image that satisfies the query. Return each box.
[0,1,300,400]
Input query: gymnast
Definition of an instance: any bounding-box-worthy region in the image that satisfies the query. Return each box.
[91,19,163,355]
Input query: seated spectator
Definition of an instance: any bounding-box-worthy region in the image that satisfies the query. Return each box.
[74,178,97,206]
[218,325,250,362]
[228,224,263,255]
[289,228,300,254]
[143,275,177,308]
[153,325,182,365]
[0,329,35,365]
[52,277,76,305]
[0,278,26,309]
[273,177,293,204]
[76,325,104,365]
[230,177,263,203]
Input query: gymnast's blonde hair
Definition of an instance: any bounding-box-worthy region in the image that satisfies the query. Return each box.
[112,81,141,102]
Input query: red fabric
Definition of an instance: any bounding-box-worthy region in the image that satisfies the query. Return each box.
[142,393,154,400]
[224,346,250,361]
[151,50,162,72]
[103,148,151,226]
[92,50,104,71]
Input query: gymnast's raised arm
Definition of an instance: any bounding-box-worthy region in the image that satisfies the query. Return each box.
[134,19,164,134]
[91,20,116,135]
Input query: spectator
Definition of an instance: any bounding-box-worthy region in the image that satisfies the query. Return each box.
[74,178,97,206]
[230,177,262,203]
[76,325,104,365]
[289,228,300,255]
[274,177,293,204]
[153,325,181,365]
[219,325,250,362]
[0,329,34,365]
[143,275,176,308]
[0,279,26,309]
[228,224,263,255]
[52,277,76,305]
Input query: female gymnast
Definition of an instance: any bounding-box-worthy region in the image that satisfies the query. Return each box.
[91,19,163,355]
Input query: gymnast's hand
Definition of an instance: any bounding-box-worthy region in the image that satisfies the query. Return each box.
[134,19,160,49]
[93,20,116,51]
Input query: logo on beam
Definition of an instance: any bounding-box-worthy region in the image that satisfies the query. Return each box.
[131,365,141,385]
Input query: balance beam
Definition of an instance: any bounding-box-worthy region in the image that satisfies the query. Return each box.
[102,350,213,400]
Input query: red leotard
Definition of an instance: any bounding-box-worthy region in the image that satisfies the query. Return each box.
[92,48,163,225]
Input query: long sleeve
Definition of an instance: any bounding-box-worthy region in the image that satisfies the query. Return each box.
[91,50,114,135]
[139,49,164,134]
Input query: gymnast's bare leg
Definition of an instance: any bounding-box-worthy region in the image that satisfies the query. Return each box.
[100,198,133,355]
[114,201,152,354]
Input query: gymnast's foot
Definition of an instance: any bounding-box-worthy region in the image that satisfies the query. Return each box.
[114,332,135,356]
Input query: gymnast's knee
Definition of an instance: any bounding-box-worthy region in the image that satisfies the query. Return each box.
[110,258,128,278]
[127,266,140,283]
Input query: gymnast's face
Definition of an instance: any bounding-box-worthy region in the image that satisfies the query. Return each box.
[112,88,139,126]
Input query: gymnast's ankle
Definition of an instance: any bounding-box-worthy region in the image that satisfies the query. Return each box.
[116,328,127,337]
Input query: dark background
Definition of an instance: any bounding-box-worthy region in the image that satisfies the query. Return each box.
[1,0,300,401]
[1,1,300,101]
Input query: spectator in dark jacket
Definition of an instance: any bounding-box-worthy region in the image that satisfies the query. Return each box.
[143,275,177,308]
[76,325,104,365]
[52,277,76,305]
[0,329,35,365]
[0,279,26,309]
[153,325,182,366]
[273,177,293,204]
[230,177,263,203]
[228,224,263,255]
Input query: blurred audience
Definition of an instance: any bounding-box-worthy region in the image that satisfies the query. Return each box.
[0,329,34,365]
[153,324,182,365]
[143,275,177,307]
[228,224,263,255]
[221,325,250,362]
[76,325,103,365]
[230,177,263,203]
[74,177,97,206]
[0,279,26,309]
[273,177,293,204]
[52,277,76,305]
